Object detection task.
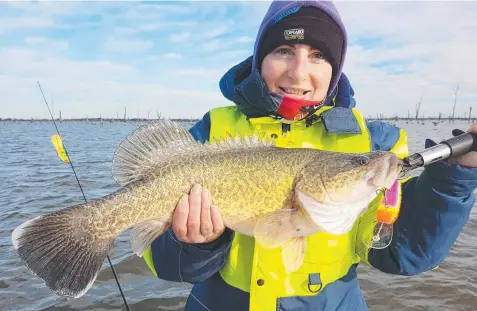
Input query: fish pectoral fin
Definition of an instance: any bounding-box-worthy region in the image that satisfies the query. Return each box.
[253,209,297,249]
[131,218,171,257]
[282,236,307,273]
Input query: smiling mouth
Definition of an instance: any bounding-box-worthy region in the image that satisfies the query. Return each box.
[279,87,311,96]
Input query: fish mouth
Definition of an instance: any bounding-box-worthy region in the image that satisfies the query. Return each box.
[364,155,401,190]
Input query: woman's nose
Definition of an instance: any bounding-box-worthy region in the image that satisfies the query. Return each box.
[287,54,308,83]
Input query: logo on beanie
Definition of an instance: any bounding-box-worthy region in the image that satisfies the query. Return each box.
[284,28,304,40]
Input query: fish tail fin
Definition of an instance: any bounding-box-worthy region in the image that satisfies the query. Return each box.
[11,204,113,298]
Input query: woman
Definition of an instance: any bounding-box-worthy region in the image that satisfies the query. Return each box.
[143,1,477,310]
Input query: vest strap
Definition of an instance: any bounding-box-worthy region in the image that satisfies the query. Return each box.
[308,273,322,293]
[321,107,362,134]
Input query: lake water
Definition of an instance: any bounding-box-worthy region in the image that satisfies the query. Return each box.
[1,119,476,311]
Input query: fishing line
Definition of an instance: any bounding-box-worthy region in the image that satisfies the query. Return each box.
[168,230,212,311]
[36,81,131,311]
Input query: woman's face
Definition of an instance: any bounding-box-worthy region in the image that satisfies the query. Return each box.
[260,43,332,102]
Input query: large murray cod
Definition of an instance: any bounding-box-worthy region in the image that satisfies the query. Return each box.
[12,120,401,299]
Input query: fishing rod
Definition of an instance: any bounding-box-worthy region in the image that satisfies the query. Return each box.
[402,129,477,172]
[37,81,131,311]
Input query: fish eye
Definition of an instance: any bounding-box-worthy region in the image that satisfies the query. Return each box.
[354,156,369,165]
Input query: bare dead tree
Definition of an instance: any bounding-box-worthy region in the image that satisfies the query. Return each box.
[415,96,422,120]
[51,94,54,120]
[452,83,459,120]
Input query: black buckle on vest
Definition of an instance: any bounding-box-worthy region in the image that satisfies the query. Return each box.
[307,273,323,293]
[305,114,319,127]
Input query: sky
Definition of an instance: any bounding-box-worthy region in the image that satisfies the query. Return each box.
[1,0,476,120]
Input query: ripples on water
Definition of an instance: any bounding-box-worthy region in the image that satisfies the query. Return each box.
[0,120,475,311]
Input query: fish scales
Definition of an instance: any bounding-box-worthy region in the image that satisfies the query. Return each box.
[88,146,316,239]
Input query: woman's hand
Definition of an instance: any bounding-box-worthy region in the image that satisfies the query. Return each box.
[448,123,477,168]
[172,184,226,244]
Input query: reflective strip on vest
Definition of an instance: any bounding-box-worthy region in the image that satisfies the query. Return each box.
[209,106,408,311]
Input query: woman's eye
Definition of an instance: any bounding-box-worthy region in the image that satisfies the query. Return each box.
[310,52,327,62]
[275,48,291,56]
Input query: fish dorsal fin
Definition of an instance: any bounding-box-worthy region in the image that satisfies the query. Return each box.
[112,120,275,186]
[112,119,201,186]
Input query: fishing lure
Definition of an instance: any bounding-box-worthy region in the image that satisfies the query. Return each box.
[51,134,70,164]
[366,180,401,250]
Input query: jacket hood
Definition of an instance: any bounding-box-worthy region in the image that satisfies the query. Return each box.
[253,0,347,94]
[219,1,349,119]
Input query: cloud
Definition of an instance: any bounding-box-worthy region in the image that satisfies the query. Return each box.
[104,37,153,53]
[24,36,47,44]
[236,36,254,43]
[201,20,234,38]
[0,75,226,120]
[201,39,222,52]
[121,2,196,21]
[5,1,79,15]
[0,47,132,80]
[113,27,137,36]
[164,53,182,60]
[336,1,477,118]
[202,26,229,39]
[139,53,183,63]
[24,36,69,51]
[0,17,54,32]
[172,67,228,84]
[170,32,191,43]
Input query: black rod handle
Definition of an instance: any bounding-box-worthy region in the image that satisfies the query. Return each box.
[440,131,477,158]
[402,130,477,170]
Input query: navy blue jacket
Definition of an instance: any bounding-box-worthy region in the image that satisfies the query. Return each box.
[149,64,477,310]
